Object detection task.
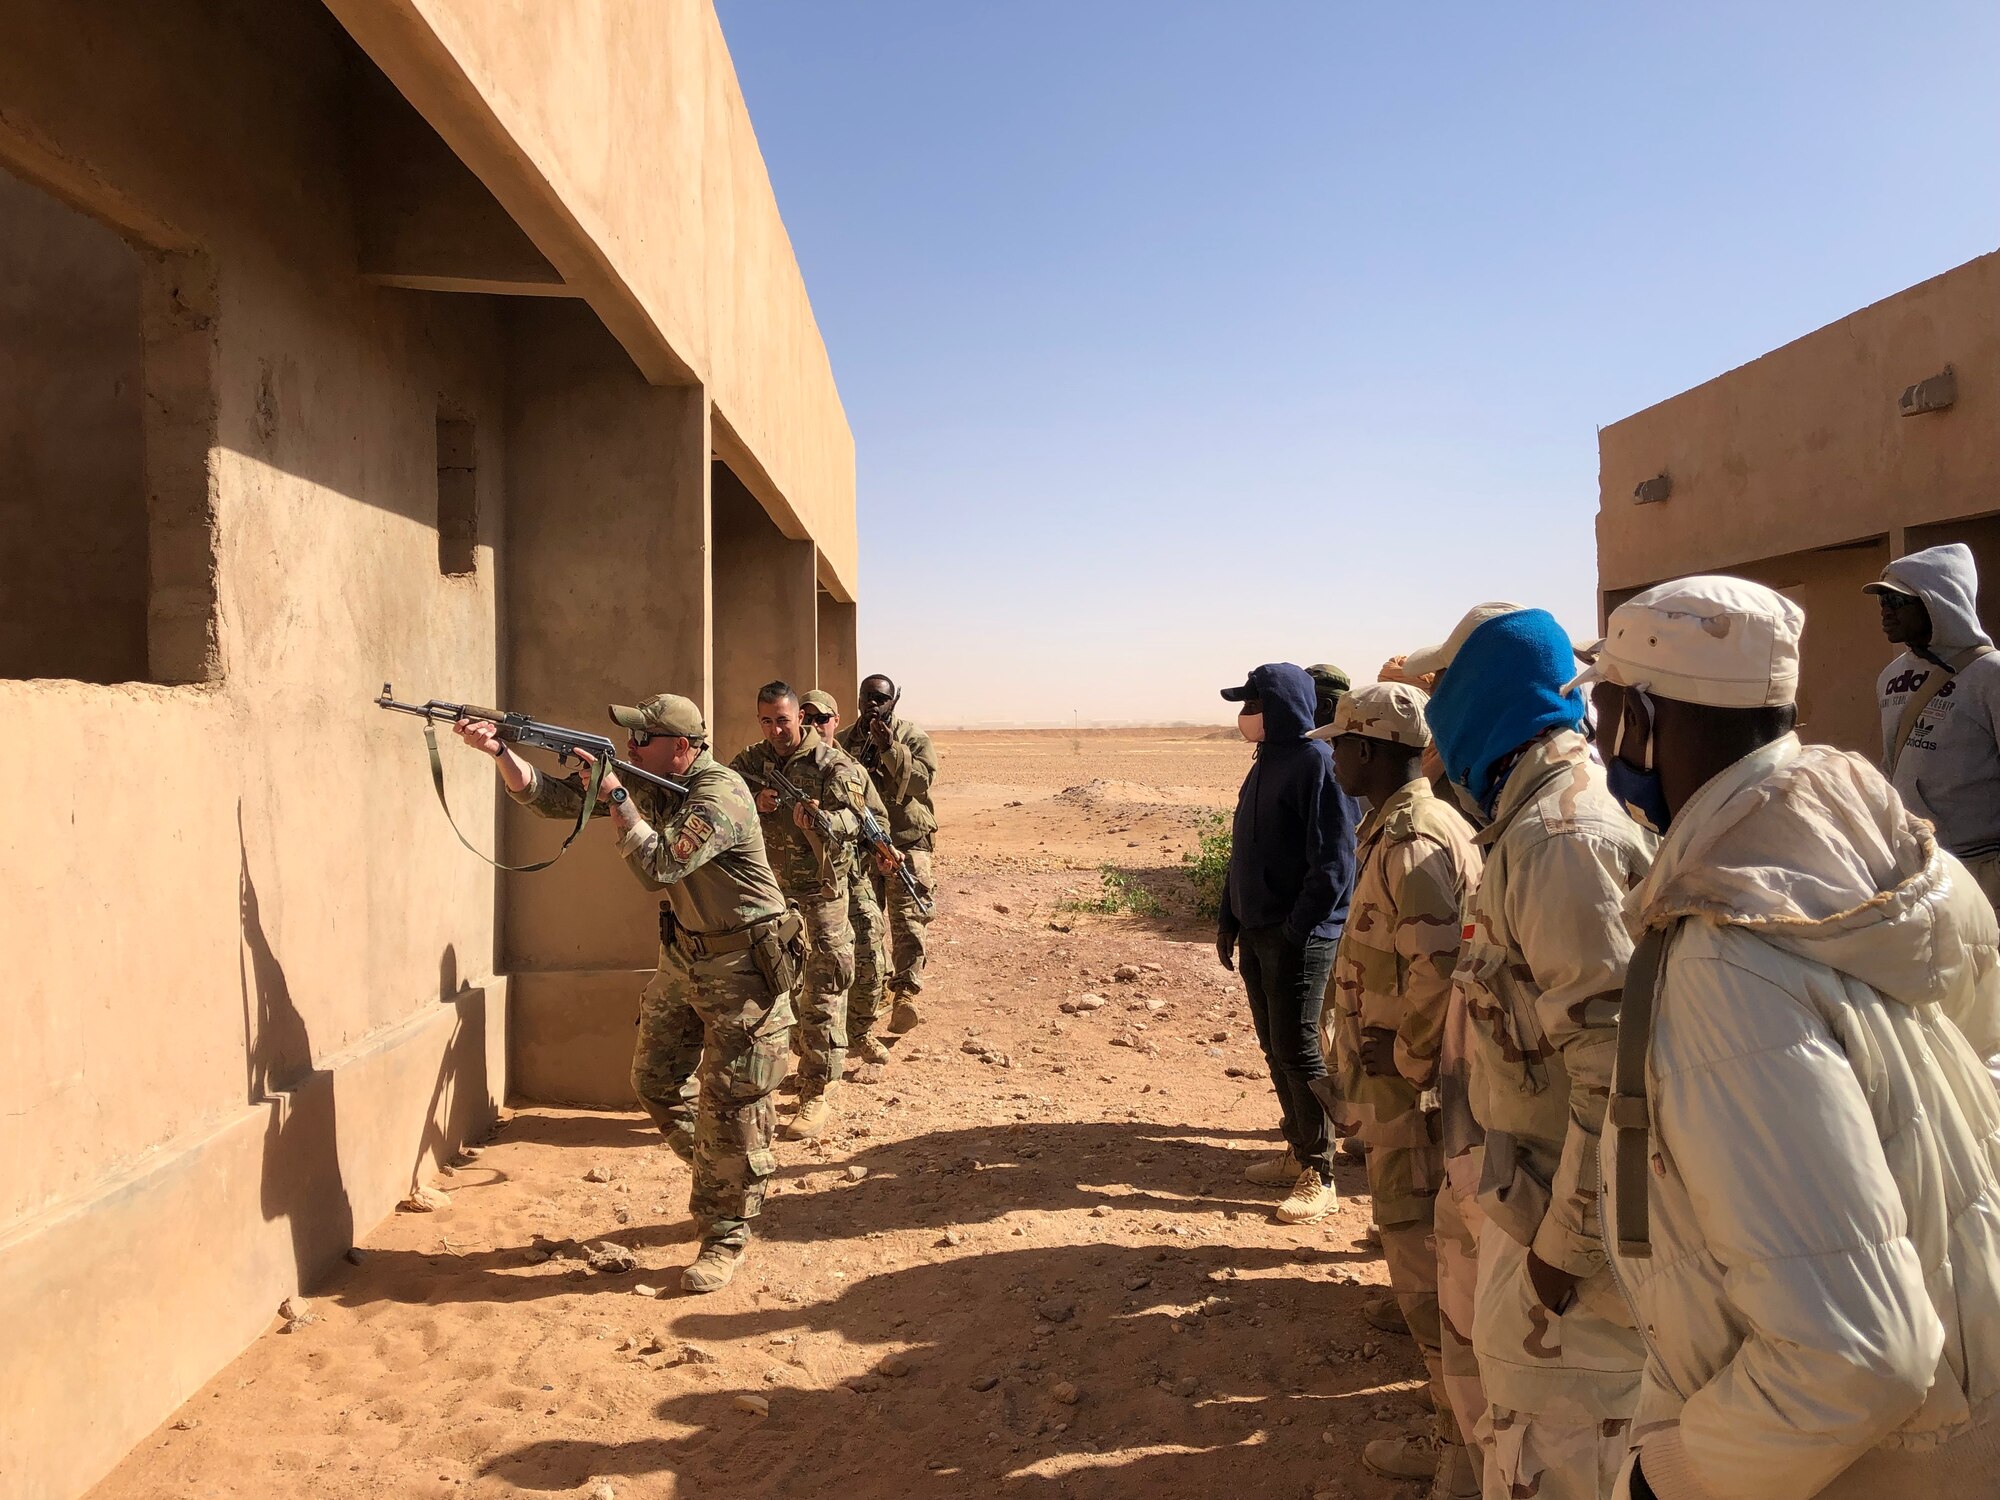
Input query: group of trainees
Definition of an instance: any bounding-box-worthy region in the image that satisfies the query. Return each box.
[1215,566,2000,1500]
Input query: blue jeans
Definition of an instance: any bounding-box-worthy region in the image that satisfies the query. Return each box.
[1238,924,1337,1178]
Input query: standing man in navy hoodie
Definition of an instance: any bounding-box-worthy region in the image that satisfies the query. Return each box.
[1217,662,1361,1223]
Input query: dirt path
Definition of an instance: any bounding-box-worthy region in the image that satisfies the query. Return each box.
[91,731,1425,1500]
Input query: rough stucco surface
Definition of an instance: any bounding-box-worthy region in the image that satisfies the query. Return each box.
[2,3,856,1496]
[1599,250,2000,589]
[325,0,859,595]
[1597,250,2000,755]
[0,3,510,1494]
[712,459,818,760]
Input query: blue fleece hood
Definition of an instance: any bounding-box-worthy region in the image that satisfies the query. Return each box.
[1426,609,1587,811]
[1243,662,1317,742]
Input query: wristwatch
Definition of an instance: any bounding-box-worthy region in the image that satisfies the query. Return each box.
[607,786,629,806]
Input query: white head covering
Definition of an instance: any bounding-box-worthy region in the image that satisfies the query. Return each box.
[1567,575,1803,708]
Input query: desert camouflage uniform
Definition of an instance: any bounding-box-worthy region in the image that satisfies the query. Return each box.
[1438,977,1494,1469]
[1455,729,1652,1499]
[846,774,893,1050]
[840,713,939,1003]
[511,752,790,1250]
[731,738,868,1096]
[1326,774,1483,1459]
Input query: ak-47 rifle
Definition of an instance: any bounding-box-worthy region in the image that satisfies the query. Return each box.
[376,684,687,872]
[757,759,935,918]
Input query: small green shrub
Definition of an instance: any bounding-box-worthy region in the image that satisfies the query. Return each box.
[1060,865,1166,917]
[1182,810,1231,920]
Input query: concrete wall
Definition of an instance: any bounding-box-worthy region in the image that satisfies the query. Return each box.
[0,5,512,1495]
[1598,251,2000,753]
[712,458,819,759]
[1,2,855,1493]
[500,301,711,1110]
[818,591,860,713]
[321,0,859,599]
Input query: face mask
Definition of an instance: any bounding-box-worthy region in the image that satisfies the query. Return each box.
[1238,712,1265,744]
[1607,686,1671,834]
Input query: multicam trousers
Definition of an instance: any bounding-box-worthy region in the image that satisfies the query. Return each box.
[794,888,855,1095]
[633,942,795,1250]
[846,864,888,1046]
[872,846,934,999]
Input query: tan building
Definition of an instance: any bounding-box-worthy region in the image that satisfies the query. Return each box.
[0,4,855,1496]
[1598,251,2000,754]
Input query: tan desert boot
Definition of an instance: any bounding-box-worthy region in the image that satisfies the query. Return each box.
[1276,1168,1337,1223]
[856,1034,892,1065]
[1365,1294,1410,1336]
[1427,1438,1480,1499]
[889,997,924,1034]
[786,1084,837,1140]
[1242,1149,1301,1186]
[681,1241,745,1294]
[1362,1431,1440,1482]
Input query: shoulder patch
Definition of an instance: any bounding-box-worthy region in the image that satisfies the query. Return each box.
[671,809,716,864]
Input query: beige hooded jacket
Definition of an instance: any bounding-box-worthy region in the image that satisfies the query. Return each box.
[1604,735,2000,1500]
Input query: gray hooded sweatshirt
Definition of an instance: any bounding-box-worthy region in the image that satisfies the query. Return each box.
[1874,542,2000,861]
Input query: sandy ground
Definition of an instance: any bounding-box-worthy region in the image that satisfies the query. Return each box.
[91,730,1428,1500]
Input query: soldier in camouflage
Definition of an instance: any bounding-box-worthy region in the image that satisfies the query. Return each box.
[731,682,870,1139]
[803,689,900,1080]
[1418,605,1653,1500]
[1314,682,1484,1499]
[454,692,795,1295]
[839,674,939,1034]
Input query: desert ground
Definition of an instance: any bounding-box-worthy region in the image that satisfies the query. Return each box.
[90,729,1427,1500]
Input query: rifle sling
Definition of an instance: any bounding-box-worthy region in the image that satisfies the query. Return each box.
[1609,921,1675,1259]
[423,723,605,873]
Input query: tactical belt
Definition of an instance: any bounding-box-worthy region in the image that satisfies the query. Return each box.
[669,907,798,962]
[1608,921,1676,1259]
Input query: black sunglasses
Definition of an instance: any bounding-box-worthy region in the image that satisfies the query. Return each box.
[800,710,832,726]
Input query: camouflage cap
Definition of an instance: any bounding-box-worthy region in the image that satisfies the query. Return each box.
[608,693,706,741]
[1305,663,1351,695]
[1308,681,1431,748]
[799,689,839,717]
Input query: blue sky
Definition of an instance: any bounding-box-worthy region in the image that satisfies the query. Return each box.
[717,3,2000,727]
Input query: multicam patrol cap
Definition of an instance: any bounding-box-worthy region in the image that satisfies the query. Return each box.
[799,689,839,718]
[609,693,707,741]
[1307,681,1431,748]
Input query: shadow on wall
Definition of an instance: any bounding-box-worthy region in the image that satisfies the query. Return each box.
[239,804,354,1288]
[411,944,492,1197]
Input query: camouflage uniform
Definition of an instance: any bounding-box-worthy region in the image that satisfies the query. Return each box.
[511,740,791,1251]
[730,737,869,1096]
[1437,987,1494,1470]
[1455,728,1652,1499]
[839,712,938,1007]
[1321,684,1485,1471]
[846,774,894,1051]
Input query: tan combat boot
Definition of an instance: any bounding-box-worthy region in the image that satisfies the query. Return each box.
[1362,1431,1440,1484]
[888,996,924,1034]
[856,1034,893,1066]
[1365,1294,1411,1336]
[785,1084,837,1140]
[1428,1437,1479,1499]
[1276,1168,1338,1223]
[681,1241,745,1294]
[1242,1149,1301,1186]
